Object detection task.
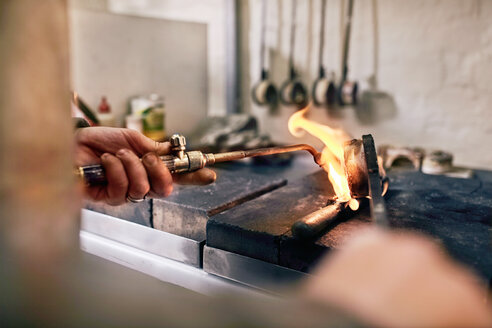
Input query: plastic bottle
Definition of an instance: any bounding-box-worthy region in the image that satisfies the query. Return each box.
[97,96,116,127]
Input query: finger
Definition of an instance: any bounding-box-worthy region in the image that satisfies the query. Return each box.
[101,153,128,205]
[142,152,173,197]
[122,129,171,156]
[153,141,171,156]
[173,168,216,185]
[116,148,150,199]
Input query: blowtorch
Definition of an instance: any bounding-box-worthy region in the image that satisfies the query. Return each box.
[76,134,323,186]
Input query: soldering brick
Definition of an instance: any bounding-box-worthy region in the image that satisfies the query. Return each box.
[206,170,336,264]
[153,167,287,241]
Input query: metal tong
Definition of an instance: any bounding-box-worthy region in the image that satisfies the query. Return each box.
[292,134,389,239]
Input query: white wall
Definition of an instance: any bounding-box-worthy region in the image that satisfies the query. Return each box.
[70,9,207,134]
[246,0,492,169]
[69,0,230,135]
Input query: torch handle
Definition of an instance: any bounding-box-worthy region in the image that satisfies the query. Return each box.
[77,155,179,186]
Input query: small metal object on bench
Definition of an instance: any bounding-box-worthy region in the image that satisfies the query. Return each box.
[291,201,346,239]
[77,133,322,186]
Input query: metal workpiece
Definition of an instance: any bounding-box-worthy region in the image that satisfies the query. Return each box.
[344,138,369,198]
[344,137,388,199]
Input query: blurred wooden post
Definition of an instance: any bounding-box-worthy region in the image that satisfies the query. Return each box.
[0,0,79,266]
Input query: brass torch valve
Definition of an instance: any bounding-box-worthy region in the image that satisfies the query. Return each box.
[170,134,186,159]
[163,134,212,174]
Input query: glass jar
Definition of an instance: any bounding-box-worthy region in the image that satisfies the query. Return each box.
[127,94,166,141]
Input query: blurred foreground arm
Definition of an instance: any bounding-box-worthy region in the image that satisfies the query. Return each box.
[74,127,216,205]
[304,229,492,328]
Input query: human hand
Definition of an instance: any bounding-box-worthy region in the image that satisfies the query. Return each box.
[303,229,492,328]
[74,127,216,205]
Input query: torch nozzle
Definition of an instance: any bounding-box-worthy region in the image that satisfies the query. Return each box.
[207,144,322,166]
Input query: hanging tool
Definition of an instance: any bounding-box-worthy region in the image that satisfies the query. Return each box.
[76,134,323,186]
[312,0,337,108]
[338,0,358,106]
[71,92,99,125]
[280,0,308,109]
[252,0,278,108]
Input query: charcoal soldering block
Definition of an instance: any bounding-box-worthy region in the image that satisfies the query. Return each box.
[279,204,372,272]
[153,168,286,241]
[206,170,336,264]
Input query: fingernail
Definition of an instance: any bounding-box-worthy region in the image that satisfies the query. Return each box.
[101,153,110,160]
[208,171,217,183]
[143,154,157,166]
[116,149,128,157]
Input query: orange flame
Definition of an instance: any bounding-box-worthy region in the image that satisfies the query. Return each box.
[288,106,359,211]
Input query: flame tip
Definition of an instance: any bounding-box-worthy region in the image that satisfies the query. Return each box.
[288,104,355,209]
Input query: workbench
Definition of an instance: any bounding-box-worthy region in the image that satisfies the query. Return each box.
[81,155,492,293]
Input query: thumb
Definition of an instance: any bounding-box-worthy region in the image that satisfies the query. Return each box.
[153,141,172,156]
[173,168,217,185]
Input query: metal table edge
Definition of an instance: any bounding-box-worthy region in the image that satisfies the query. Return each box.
[203,245,309,293]
[81,209,203,267]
